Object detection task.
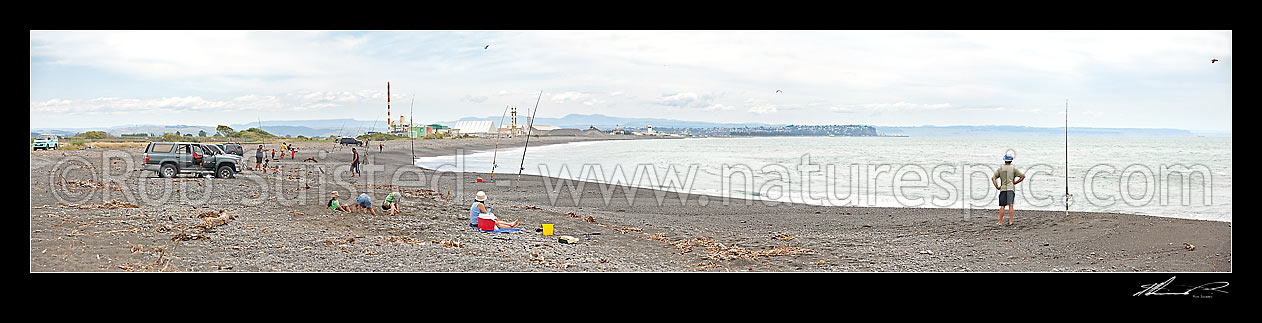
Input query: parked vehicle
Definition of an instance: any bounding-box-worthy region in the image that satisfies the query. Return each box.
[214,143,245,157]
[339,137,363,146]
[32,134,60,150]
[142,142,242,178]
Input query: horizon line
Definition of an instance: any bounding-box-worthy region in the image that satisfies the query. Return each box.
[29,119,1230,134]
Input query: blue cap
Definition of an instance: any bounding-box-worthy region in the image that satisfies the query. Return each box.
[1003,153,1014,162]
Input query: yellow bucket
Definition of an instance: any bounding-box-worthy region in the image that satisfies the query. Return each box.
[542,224,554,236]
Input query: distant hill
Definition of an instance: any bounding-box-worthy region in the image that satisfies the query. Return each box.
[226,119,380,137]
[29,119,383,138]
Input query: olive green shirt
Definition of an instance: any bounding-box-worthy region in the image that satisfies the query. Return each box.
[992,164,1024,191]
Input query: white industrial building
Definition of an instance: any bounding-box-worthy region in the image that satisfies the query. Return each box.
[452,121,496,136]
[531,125,561,132]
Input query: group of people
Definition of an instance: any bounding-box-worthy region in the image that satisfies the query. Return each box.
[364,140,384,152]
[328,191,402,215]
[323,186,518,230]
[314,143,1025,231]
[253,143,300,172]
[279,143,298,160]
[456,153,1022,231]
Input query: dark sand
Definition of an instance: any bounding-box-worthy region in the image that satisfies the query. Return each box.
[30,136,1231,272]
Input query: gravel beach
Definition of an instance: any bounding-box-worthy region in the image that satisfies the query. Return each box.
[29,136,1232,272]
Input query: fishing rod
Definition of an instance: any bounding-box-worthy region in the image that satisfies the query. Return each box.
[410,94,416,163]
[491,104,509,181]
[1064,98,1072,216]
[257,116,263,144]
[516,91,542,186]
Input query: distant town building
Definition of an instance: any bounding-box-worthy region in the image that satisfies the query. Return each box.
[633,124,659,136]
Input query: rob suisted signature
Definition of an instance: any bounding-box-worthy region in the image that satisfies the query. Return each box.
[1134,276,1229,297]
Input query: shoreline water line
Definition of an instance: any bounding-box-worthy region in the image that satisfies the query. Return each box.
[416,136,1231,223]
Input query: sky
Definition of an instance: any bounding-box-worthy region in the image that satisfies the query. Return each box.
[29,30,1232,132]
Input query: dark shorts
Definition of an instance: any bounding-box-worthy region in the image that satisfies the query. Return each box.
[256,156,263,163]
[381,203,392,210]
[999,190,1015,206]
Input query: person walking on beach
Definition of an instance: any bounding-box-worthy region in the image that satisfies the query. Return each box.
[992,153,1027,225]
[379,142,383,152]
[349,148,361,178]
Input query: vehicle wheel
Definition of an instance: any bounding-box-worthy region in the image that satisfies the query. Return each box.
[160,164,177,178]
[217,165,234,178]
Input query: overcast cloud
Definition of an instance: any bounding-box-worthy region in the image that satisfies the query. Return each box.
[29,30,1232,131]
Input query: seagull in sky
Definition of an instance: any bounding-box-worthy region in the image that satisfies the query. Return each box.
[1211,58,1218,63]
[484,45,490,50]
[776,90,782,93]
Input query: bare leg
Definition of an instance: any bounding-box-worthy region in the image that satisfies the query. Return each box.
[496,220,519,229]
[1007,205,1014,225]
[998,207,1005,225]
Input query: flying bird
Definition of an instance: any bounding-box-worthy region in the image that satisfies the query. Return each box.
[1211,58,1218,63]
[776,90,782,93]
[484,45,490,50]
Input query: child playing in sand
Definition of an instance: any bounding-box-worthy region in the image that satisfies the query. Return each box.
[381,191,402,215]
[354,193,378,215]
[327,191,350,212]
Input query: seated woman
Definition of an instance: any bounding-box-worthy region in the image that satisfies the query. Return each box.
[327,191,350,212]
[381,191,402,215]
[470,191,517,229]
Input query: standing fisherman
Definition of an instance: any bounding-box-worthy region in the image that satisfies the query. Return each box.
[255,145,264,170]
[992,153,1027,226]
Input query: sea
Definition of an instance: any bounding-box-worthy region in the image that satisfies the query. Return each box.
[417,136,1232,222]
